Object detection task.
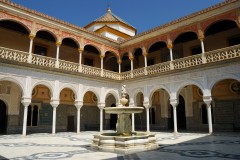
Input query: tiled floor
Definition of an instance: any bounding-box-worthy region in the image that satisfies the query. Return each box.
[0,131,240,160]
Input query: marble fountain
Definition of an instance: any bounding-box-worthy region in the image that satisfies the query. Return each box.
[92,85,159,154]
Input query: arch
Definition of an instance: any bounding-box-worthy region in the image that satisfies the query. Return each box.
[82,88,100,103]
[209,74,240,91]
[105,51,119,60]
[173,31,198,44]
[62,37,80,48]
[31,80,53,98]
[0,77,24,95]
[147,41,167,53]
[35,29,57,42]
[204,19,238,36]
[83,44,101,55]
[104,90,119,104]
[0,19,31,33]
[175,80,204,97]
[59,84,78,100]
[132,48,142,57]
[133,89,144,104]
[120,52,129,59]
[148,85,171,100]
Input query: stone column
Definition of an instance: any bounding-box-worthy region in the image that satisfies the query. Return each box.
[100,54,105,77]
[27,34,35,63]
[144,103,150,132]
[167,42,173,61]
[55,41,61,68]
[78,48,83,72]
[118,59,122,73]
[98,104,105,132]
[75,102,83,134]
[50,100,59,134]
[170,99,178,134]
[203,96,213,134]
[198,30,206,63]
[21,98,31,136]
[142,49,148,75]
[131,113,135,132]
[129,55,134,78]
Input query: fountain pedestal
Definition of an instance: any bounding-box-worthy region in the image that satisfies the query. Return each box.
[91,85,159,154]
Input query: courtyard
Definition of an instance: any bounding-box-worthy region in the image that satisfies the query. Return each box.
[0,132,240,160]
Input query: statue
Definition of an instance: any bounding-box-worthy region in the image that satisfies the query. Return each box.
[121,84,127,96]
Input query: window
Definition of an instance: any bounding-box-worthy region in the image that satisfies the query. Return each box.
[147,59,155,66]
[84,58,94,66]
[34,45,47,56]
[27,105,39,126]
[228,36,240,46]
[191,46,202,55]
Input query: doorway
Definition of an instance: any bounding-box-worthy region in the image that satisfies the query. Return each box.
[0,100,7,133]
[67,116,75,132]
[110,104,117,130]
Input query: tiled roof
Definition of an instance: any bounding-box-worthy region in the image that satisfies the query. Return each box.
[94,8,136,29]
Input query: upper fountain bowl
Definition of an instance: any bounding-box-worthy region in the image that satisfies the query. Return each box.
[104,106,144,114]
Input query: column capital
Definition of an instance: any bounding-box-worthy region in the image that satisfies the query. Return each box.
[78,48,84,52]
[29,33,35,39]
[143,102,150,109]
[75,101,83,109]
[21,97,31,107]
[170,99,178,108]
[117,59,122,64]
[142,47,148,56]
[98,103,105,109]
[50,99,59,108]
[203,96,212,107]
[129,55,134,61]
[198,30,205,41]
[99,54,105,59]
[167,42,173,49]
[56,41,62,46]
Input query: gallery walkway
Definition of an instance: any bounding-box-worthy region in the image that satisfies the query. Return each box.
[0,131,240,160]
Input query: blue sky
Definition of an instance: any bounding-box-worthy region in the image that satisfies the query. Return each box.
[10,0,224,34]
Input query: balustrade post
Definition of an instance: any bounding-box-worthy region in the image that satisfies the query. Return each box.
[55,42,61,68]
[78,48,83,72]
[27,34,35,63]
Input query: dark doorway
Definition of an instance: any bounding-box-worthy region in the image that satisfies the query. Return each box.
[67,116,75,132]
[169,95,186,130]
[110,104,117,130]
[0,100,7,133]
[177,95,186,129]
[32,105,38,126]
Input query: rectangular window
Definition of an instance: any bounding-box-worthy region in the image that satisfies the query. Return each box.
[34,45,47,56]
[84,58,94,66]
[191,46,202,55]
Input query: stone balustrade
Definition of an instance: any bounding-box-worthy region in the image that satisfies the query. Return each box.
[0,44,240,80]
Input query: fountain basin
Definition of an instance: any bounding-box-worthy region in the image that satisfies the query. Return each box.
[104,107,144,114]
[92,132,159,154]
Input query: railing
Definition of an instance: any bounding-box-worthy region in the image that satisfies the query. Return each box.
[147,62,171,74]
[205,45,240,63]
[0,47,28,63]
[82,65,101,77]
[32,54,55,68]
[103,70,120,80]
[59,59,78,72]
[173,54,203,69]
[0,44,240,80]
